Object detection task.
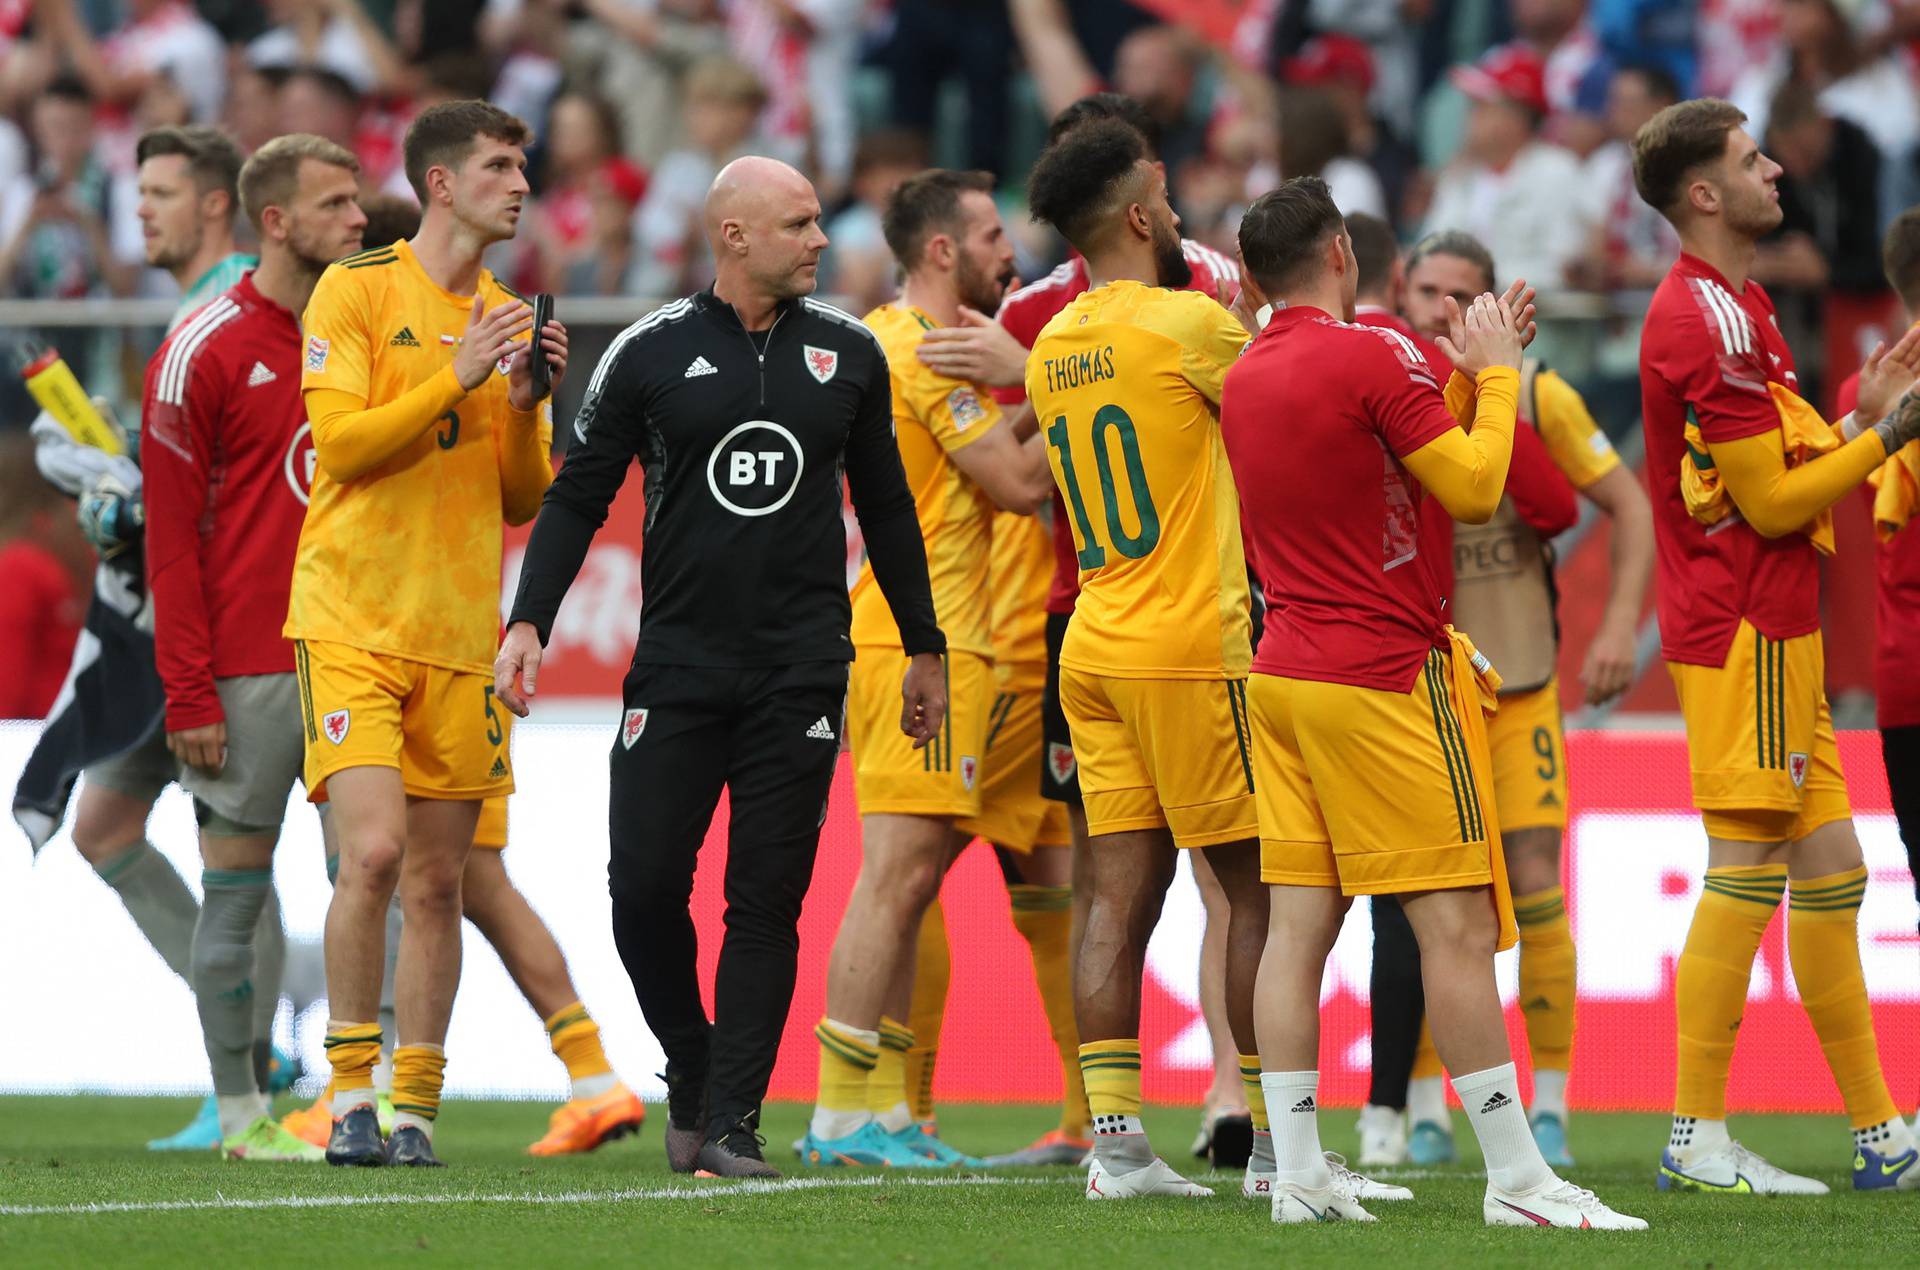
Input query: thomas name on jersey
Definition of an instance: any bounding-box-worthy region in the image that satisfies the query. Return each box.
[1040,345,1117,394]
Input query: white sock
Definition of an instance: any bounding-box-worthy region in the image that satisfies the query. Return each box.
[1453,1062,1553,1193]
[572,1072,618,1100]
[331,1086,376,1118]
[1530,1069,1568,1120]
[1855,1117,1917,1155]
[393,1110,434,1140]
[373,1045,395,1094]
[809,1105,871,1141]
[1407,1074,1448,1126]
[1260,1070,1331,1186]
[876,1100,913,1134]
[1667,1115,1729,1158]
[216,1091,267,1138]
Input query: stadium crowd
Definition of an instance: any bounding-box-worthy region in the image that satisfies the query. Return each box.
[2,0,1920,1226]
[3,0,1919,719]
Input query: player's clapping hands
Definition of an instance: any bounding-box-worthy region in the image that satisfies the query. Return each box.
[1437,280,1534,377]
[508,316,569,411]
[454,293,534,391]
[1853,324,1920,424]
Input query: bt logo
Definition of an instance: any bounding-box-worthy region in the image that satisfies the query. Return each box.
[707,420,804,517]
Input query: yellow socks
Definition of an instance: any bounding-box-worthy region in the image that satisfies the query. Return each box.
[1673,864,1785,1120]
[904,902,950,1124]
[391,1043,447,1136]
[1239,1054,1268,1133]
[1789,868,1900,1131]
[1515,886,1576,1075]
[812,1018,878,1140]
[1010,883,1087,1137]
[1079,1038,1147,1168]
[324,1020,381,1117]
[871,1016,916,1133]
[545,1000,618,1101]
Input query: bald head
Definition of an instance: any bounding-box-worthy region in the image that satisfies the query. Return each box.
[704,155,829,305]
[705,156,814,241]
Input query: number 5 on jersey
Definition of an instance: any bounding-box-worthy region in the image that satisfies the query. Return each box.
[1046,405,1161,568]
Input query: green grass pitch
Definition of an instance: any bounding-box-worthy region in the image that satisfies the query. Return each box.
[0,1096,1909,1266]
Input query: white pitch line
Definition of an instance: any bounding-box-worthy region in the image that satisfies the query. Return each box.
[0,1172,1078,1218]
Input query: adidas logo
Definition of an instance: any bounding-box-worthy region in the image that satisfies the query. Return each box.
[1537,790,1561,807]
[1290,1097,1316,1113]
[805,716,837,740]
[246,360,277,387]
[1480,1091,1513,1114]
[684,355,718,378]
[390,326,421,347]
[490,755,508,779]
[1523,995,1552,1012]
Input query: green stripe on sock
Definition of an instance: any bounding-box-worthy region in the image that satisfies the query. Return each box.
[202,868,273,888]
[1703,881,1785,906]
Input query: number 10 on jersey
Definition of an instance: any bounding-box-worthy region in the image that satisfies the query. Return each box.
[1045,405,1161,568]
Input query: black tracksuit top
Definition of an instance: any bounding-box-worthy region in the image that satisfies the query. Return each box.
[508,287,945,668]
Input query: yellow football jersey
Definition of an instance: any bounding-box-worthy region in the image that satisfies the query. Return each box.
[986,509,1051,675]
[1027,280,1251,679]
[1533,368,1621,491]
[849,303,998,655]
[287,239,552,673]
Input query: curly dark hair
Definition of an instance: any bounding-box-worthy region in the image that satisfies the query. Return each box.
[1026,118,1149,252]
[1046,92,1162,160]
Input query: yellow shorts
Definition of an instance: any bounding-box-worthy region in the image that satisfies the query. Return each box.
[955,672,1072,853]
[1057,667,1257,849]
[1252,648,1498,893]
[850,647,992,818]
[473,795,508,849]
[1668,619,1851,842]
[1487,676,1569,834]
[294,639,513,803]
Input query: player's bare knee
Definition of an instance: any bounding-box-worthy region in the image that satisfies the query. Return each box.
[340,834,405,898]
[69,792,147,861]
[1501,827,1562,895]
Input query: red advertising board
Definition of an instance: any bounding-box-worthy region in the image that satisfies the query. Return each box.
[685,731,1914,1111]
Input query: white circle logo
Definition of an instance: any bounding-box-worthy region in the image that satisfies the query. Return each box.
[284,422,315,505]
[706,420,804,517]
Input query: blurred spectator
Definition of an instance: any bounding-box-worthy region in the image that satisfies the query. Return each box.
[1113,25,1209,183]
[1296,0,1422,139]
[727,0,864,202]
[223,63,284,154]
[1729,0,1919,226]
[246,0,410,98]
[0,77,137,301]
[1278,85,1387,219]
[1008,0,1159,119]
[277,66,361,151]
[820,127,927,313]
[1421,43,1584,288]
[1512,0,1611,157]
[882,0,1012,178]
[1696,0,1783,98]
[1569,61,1680,290]
[35,0,228,124]
[512,89,644,294]
[537,0,729,171]
[627,55,767,297]
[1755,80,1883,296]
[0,428,89,719]
[1281,32,1418,228]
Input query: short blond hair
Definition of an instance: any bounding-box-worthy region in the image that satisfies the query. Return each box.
[239,133,360,230]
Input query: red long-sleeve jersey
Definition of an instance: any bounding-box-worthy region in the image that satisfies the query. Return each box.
[142,271,313,732]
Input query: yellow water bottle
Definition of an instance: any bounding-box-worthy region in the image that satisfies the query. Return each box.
[21,345,124,455]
